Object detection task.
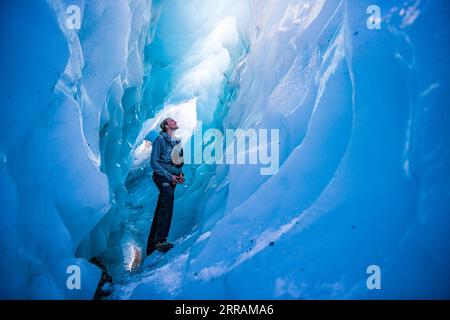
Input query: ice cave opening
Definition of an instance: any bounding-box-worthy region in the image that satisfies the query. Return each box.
[85,0,254,285]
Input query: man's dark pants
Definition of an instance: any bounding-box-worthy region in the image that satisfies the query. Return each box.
[146,173,176,255]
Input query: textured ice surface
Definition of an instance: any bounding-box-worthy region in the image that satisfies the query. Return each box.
[1,0,150,298]
[1,0,449,299]
[113,0,450,299]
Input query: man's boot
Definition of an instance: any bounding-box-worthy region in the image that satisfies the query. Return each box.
[155,240,174,253]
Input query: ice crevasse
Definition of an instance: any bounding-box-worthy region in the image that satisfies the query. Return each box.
[0,0,449,299]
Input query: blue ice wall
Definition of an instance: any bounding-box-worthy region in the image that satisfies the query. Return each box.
[0,0,105,299]
[1,0,449,299]
[0,0,149,298]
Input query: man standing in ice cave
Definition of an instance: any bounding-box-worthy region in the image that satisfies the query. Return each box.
[146,117,184,256]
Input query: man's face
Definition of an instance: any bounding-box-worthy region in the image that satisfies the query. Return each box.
[166,118,179,130]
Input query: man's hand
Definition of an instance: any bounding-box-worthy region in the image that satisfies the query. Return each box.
[171,174,185,185]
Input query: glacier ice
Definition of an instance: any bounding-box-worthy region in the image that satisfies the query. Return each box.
[1,0,449,299]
